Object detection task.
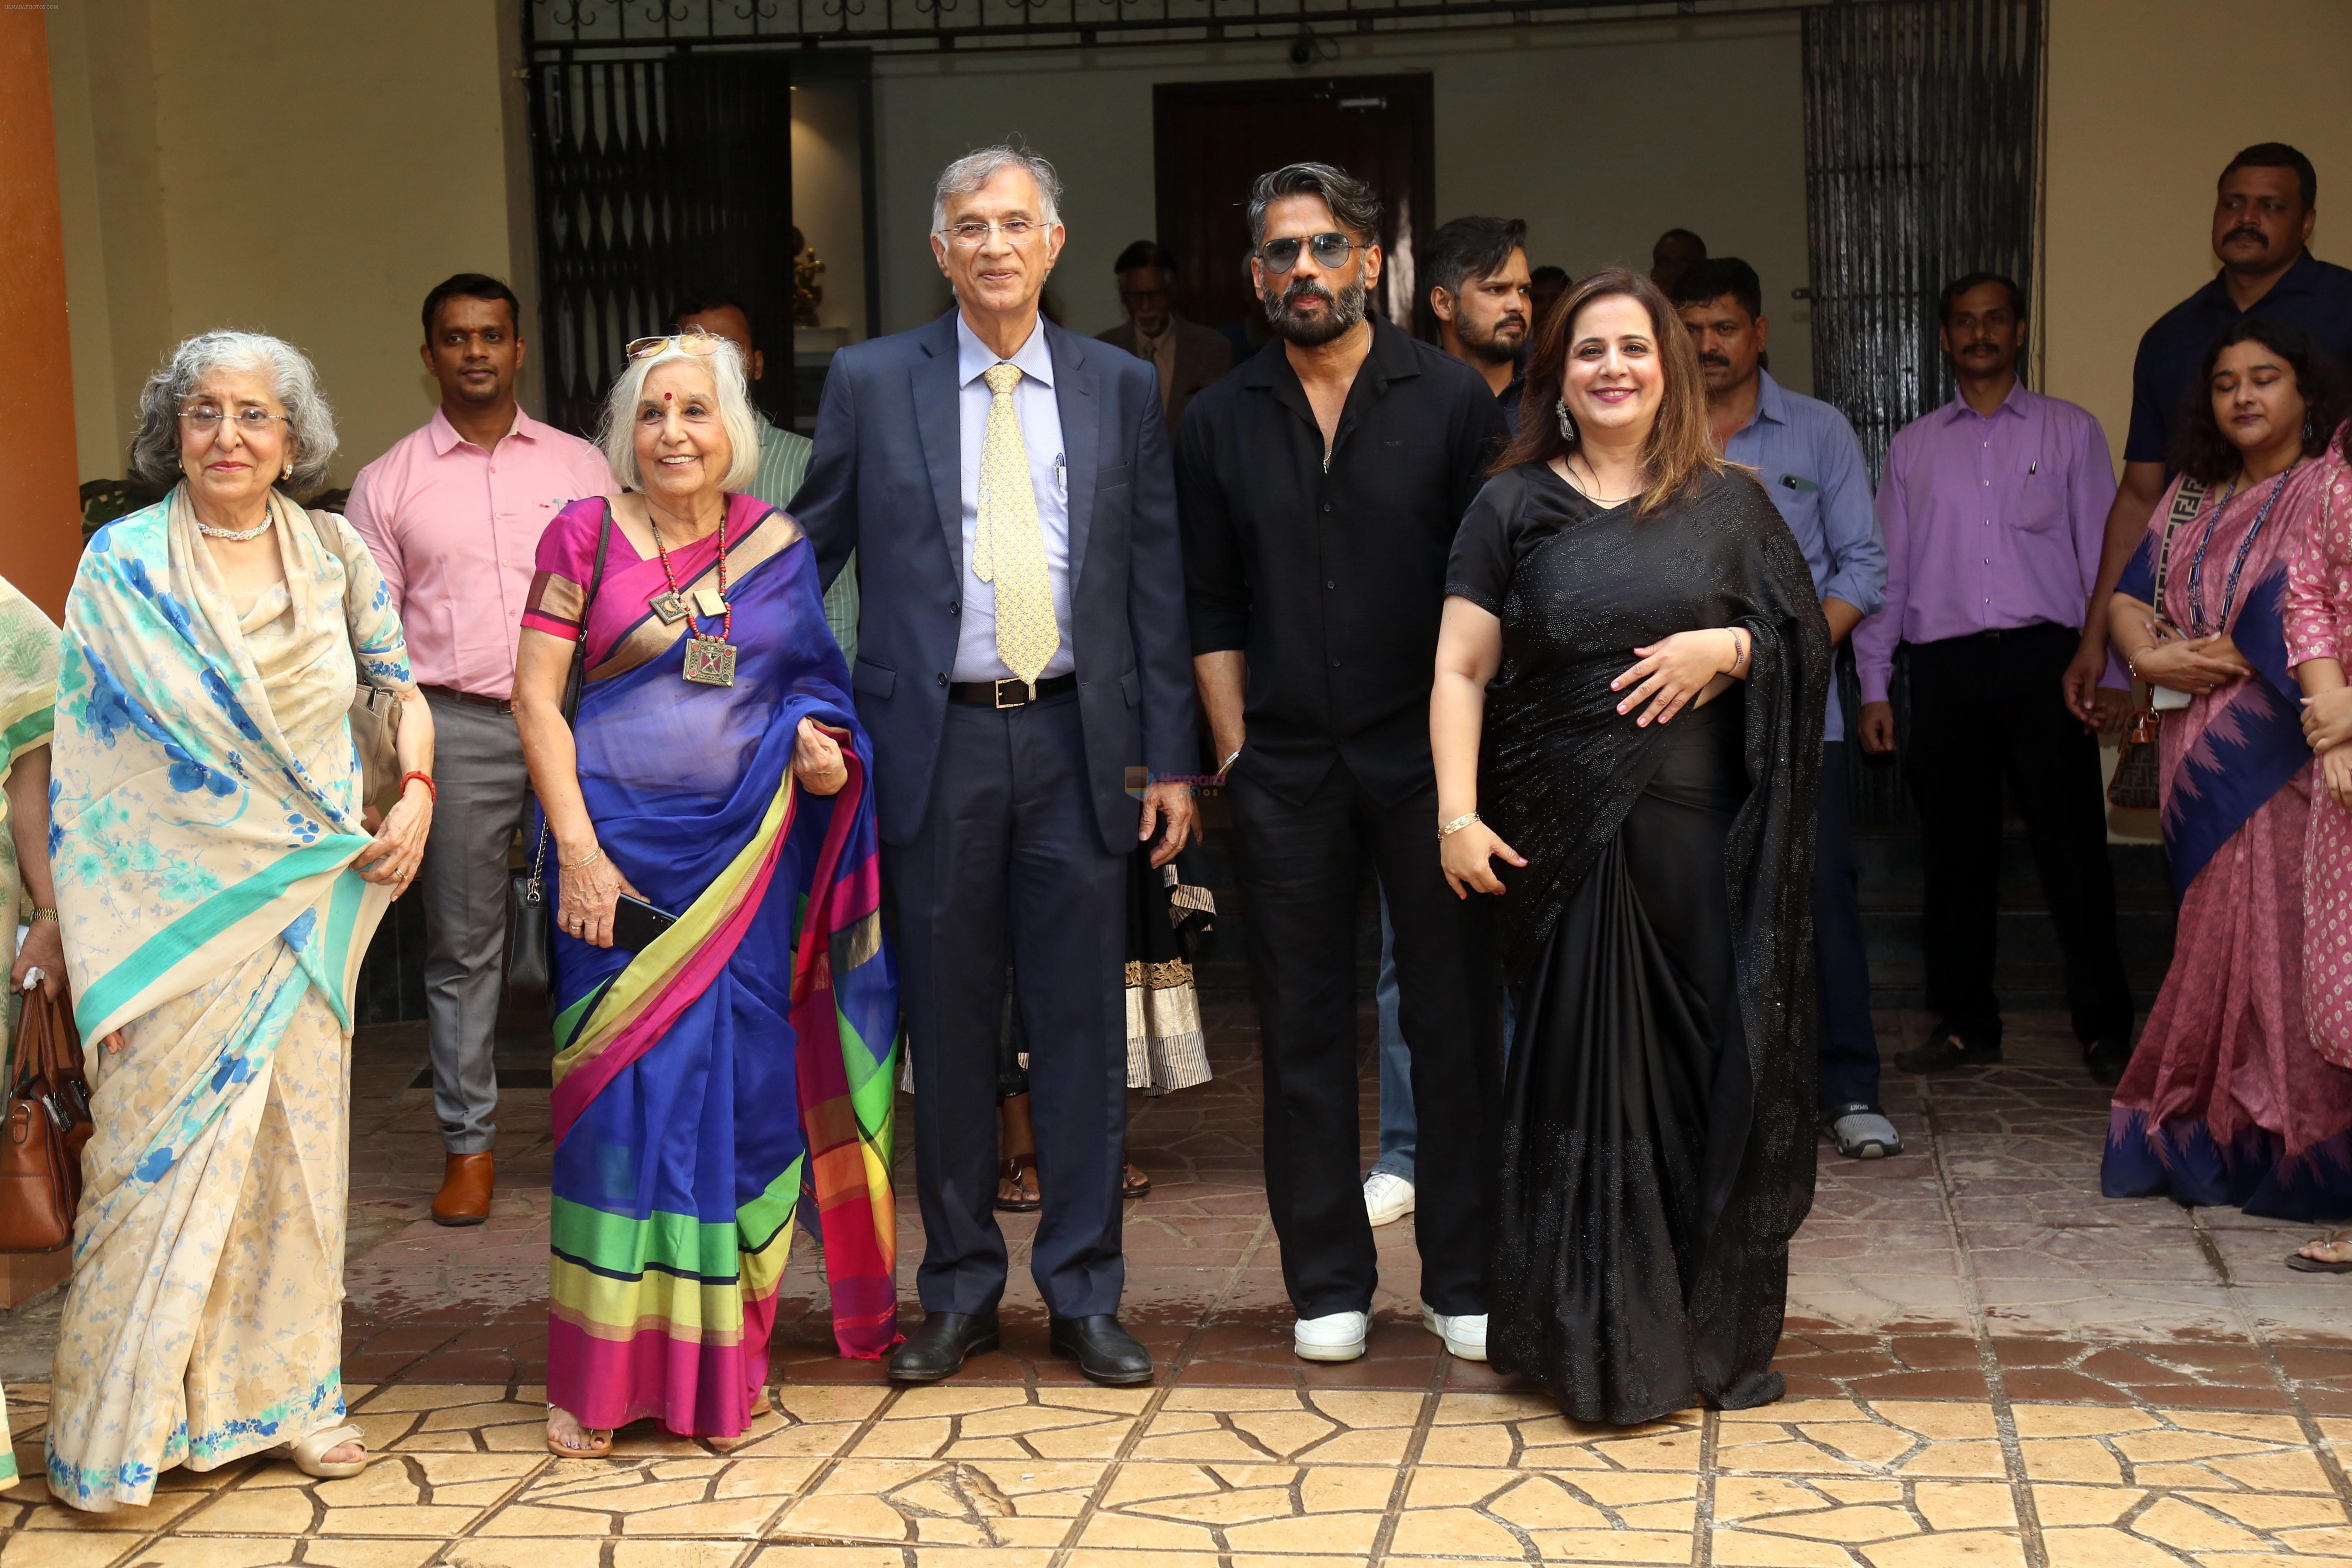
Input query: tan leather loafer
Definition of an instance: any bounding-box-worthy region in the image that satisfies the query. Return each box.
[432,1152,494,1226]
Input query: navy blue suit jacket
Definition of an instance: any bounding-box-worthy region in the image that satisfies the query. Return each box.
[791,310,1197,855]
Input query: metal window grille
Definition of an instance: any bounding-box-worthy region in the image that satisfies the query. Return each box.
[1802,0,2044,829]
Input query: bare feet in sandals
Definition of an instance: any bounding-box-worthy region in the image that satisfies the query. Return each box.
[2288,1232,2352,1273]
[547,1405,613,1457]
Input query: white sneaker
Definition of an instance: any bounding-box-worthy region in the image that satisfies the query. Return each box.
[1363,1171,1415,1228]
[1423,1309,1488,1362]
[1293,1310,1369,1362]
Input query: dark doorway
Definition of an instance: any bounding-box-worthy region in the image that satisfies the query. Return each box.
[1152,75,1436,343]
[526,51,796,437]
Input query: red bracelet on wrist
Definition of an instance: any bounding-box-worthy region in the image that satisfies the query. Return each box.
[400,771,436,803]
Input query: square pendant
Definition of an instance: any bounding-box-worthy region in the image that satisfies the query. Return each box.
[684,634,737,686]
[693,585,729,618]
[650,590,688,625]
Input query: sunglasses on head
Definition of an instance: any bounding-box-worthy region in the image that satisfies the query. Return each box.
[1256,233,1366,274]
[625,330,725,360]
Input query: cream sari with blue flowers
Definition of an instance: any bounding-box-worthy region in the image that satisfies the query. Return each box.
[43,488,411,1511]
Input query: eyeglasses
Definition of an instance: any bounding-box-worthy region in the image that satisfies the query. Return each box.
[1256,233,1365,274]
[625,330,725,360]
[937,218,1044,249]
[179,405,291,435]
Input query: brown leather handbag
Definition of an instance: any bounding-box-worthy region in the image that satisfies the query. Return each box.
[0,985,93,1253]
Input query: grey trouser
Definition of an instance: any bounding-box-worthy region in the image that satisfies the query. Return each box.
[419,690,531,1154]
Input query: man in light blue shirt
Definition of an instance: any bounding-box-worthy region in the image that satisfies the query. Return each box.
[1675,257,1895,1159]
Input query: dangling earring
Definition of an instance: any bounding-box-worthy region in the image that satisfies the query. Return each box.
[1554,398,1576,444]
[2306,417,2317,444]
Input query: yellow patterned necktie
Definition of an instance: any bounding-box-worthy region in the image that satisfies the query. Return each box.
[974,362,1061,686]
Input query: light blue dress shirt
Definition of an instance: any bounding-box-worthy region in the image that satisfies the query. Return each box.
[954,313,1074,683]
[1721,370,1886,740]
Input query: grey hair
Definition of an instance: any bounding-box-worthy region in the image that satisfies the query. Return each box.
[932,144,1064,235]
[129,330,339,493]
[1246,162,1383,249]
[595,335,762,495]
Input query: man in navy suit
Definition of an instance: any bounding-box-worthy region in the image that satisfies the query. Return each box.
[793,145,1198,1385]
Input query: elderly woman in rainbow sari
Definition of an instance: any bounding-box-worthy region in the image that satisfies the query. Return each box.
[514,329,898,1458]
[44,331,436,1510]
[2103,318,2352,1231]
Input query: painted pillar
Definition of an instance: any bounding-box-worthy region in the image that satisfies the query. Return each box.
[0,13,82,619]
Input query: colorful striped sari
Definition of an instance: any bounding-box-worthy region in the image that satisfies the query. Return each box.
[522,493,898,1439]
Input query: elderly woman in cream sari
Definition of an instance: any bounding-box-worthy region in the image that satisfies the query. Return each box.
[44,332,435,1511]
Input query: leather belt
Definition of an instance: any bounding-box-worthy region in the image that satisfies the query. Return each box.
[948,673,1078,709]
[421,682,514,715]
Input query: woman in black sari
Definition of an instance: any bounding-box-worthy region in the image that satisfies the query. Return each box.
[1433,268,1829,1424]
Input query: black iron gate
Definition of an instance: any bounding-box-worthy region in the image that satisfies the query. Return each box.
[527,51,796,437]
[1802,0,2043,826]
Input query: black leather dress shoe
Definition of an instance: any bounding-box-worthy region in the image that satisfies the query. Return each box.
[888,1311,1000,1382]
[1049,1314,1153,1386]
[2084,1037,2133,1088]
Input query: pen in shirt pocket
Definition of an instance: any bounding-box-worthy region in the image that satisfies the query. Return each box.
[1054,452,1067,499]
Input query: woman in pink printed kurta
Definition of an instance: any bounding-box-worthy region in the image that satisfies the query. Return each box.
[2285,439,2352,1073]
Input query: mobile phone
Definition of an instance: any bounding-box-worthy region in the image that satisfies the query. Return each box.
[612,894,679,953]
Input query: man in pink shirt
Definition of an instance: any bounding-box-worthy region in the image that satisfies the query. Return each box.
[348,273,611,1224]
[1855,272,2136,1088]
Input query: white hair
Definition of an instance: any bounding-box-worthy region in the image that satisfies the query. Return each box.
[129,330,339,493]
[932,144,1064,235]
[595,336,761,496]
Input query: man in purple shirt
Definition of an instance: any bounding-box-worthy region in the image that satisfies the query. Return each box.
[349,274,612,1224]
[1856,273,2136,1086]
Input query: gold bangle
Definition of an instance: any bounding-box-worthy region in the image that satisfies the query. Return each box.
[560,845,605,872]
[1438,810,1482,840]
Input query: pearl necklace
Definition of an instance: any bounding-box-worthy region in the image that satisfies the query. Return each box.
[196,505,273,542]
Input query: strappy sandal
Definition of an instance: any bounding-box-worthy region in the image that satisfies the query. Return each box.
[997,1154,1041,1212]
[278,1423,369,1479]
[1122,1162,1152,1200]
[545,1407,614,1458]
[2288,1231,2352,1273]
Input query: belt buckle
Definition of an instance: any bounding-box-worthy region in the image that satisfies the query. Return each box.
[994,677,1031,709]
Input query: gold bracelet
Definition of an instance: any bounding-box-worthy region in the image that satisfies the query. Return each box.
[560,845,605,872]
[1438,811,1482,840]
[29,907,57,924]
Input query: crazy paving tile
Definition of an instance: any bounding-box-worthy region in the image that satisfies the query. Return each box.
[444,1541,753,1568]
[1078,1462,1398,1556]
[850,1384,1149,1461]
[1418,1392,1702,1471]
[116,1540,444,1568]
[1715,1399,2006,1479]
[768,1458,1106,1548]
[2016,1406,2334,1493]
[346,1383,551,1455]
[177,1448,545,1537]
[476,1453,823,1536]
[1387,1463,1694,1559]
[1128,1388,1423,1467]
[1708,1474,2022,1568]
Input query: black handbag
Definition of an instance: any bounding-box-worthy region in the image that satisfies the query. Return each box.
[504,506,612,1001]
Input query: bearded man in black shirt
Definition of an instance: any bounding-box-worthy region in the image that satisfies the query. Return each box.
[1178,162,1508,1366]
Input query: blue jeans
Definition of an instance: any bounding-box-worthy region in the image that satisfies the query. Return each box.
[1371,893,1415,1181]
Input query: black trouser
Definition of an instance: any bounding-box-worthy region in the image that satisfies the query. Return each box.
[1904,623,2135,1050]
[1813,748,1882,1109]
[1229,761,1500,1319]
[886,692,1130,1319]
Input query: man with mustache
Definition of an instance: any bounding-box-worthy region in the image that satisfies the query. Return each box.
[348,272,612,1227]
[1179,163,1507,1366]
[2065,143,2352,726]
[1672,257,1893,1160]
[1427,215,1534,428]
[1856,273,2137,1087]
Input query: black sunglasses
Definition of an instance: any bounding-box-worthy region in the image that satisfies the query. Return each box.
[1257,233,1365,273]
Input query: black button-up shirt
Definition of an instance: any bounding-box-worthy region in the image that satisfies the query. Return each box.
[1178,315,1509,805]
[2125,249,2352,464]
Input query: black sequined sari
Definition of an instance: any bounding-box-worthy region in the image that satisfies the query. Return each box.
[1446,463,1830,1424]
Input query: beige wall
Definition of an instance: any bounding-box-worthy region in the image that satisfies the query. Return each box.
[793,83,870,340]
[2043,0,2352,463]
[873,12,1814,391]
[47,0,531,489]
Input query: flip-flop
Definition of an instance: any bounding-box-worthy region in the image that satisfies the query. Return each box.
[545,1409,614,1458]
[2288,1232,2352,1273]
[279,1423,369,1479]
[1121,1162,1152,1200]
[997,1155,1041,1212]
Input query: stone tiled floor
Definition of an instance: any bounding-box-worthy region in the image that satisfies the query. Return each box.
[7,1006,2352,1566]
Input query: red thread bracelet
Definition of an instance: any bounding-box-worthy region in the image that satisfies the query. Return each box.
[400,771,437,803]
